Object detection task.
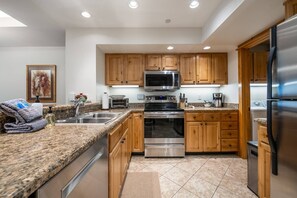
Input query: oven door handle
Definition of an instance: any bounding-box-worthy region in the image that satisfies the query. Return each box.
[144,113,184,119]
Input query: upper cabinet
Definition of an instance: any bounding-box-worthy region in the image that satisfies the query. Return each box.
[145,54,179,71]
[212,53,228,84]
[284,0,297,19]
[105,54,144,85]
[179,54,196,84]
[196,54,212,84]
[252,51,268,83]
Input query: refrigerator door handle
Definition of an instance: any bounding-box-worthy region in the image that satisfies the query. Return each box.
[267,100,278,175]
[267,46,276,99]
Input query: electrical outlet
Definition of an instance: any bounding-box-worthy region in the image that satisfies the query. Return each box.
[137,94,145,100]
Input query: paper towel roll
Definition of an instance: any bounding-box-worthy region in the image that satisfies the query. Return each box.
[102,92,109,109]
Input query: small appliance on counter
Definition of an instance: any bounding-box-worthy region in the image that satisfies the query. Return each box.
[213,93,223,108]
[109,95,129,109]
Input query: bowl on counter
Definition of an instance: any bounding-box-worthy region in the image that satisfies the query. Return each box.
[204,103,212,108]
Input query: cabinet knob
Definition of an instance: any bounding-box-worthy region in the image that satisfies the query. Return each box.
[121,81,123,83]
[126,81,128,83]
[211,116,214,119]
[193,130,196,134]
[121,140,125,143]
[213,80,215,83]
[193,81,195,83]
[229,144,232,147]
[158,67,161,70]
[193,116,196,119]
[229,116,231,118]
[200,123,203,126]
[205,123,207,125]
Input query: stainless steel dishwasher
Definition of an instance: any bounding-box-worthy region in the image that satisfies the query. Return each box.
[36,134,108,198]
[247,141,258,196]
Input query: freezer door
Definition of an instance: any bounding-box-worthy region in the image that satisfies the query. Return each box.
[271,101,297,198]
[273,15,297,99]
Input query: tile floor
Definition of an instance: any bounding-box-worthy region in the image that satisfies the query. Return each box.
[127,154,257,198]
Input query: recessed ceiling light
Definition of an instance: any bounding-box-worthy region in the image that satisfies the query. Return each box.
[129,0,139,9]
[189,0,199,9]
[167,46,174,50]
[203,46,211,50]
[0,10,27,27]
[81,11,91,18]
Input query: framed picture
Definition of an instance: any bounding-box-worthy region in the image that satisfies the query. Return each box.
[26,65,56,103]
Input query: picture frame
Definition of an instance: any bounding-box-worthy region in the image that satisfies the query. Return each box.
[26,65,56,103]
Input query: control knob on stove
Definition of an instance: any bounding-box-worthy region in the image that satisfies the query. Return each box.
[169,96,175,101]
[146,96,152,101]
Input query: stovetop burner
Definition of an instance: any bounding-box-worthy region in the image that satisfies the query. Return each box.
[144,102,184,112]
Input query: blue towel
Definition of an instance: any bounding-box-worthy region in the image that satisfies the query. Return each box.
[0,98,42,124]
[4,119,47,133]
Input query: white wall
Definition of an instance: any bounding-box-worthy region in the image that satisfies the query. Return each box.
[219,50,239,103]
[250,86,267,101]
[0,47,65,104]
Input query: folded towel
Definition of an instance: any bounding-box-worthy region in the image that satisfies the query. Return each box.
[4,119,47,133]
[0,98,42,124]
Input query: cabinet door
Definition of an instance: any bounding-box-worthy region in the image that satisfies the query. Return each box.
[253,51,268,82]
[196,54,212,84]
[203,122,220,152]
[212,53,228,84]
[145,55,162,71]
[186,122,204,152]
[128,115,133,160]
[106,54,124,85]
[125,54,144,85]
[109,141,122,198]
[121,131,129,183]
[258,141,271,198]
[132,113,144,152]
[162,55,179,70]
[179,54,196,84]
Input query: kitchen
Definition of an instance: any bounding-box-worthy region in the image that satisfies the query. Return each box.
[0,0,295,198]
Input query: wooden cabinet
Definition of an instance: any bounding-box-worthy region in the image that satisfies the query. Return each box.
[106,54,144,85]
[212,53,228,84]
[108,116,132,198]
[145,54,178,71]
[127,115,133,160]
[185,112,220,152]
[185,111,238,153]
[284,0,297,19]
[196,54,212,84]
[258,125,270,198]
[220,112,239,152]
[132,113,144,152]
[252,51,268,82]
[145,55,162,70]
[179,54,196,84]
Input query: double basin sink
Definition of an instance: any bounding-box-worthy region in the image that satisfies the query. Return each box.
[56,112,122,124]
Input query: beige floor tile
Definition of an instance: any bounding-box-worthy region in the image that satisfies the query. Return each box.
[195,166,224,186]
[183,175,217,198]
[212,186,239,198]
[163,167,193,186]
[127,161,147,172]
[141,163,174,176]
[202,159,229,175]
[172,188,198,198]
[159,176,181,198]
[219,175,255,197]
[175,159,207,174]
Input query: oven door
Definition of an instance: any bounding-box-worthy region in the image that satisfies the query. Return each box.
[144,112,184,144]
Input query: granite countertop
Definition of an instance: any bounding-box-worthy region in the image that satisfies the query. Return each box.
[0,108,139,198]
[254,118,267,127]
[183,106,238,111]
[0,106,235,198]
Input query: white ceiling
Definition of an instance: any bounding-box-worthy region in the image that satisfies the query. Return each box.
[0,0,285,50]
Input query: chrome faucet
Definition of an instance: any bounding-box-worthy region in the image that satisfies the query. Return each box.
[74,99,84,117]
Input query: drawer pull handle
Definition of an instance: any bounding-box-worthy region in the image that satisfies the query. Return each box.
[229,144,232,147]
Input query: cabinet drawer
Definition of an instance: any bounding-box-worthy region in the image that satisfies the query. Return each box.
[203,113,220,121]
[221,122,238,130]
[221,112,238,121]
[122,117,129,131]
[221,130,238,139]
[258,125,269,145]
[109,124,123,152]
[186,113,203,121]
[221,139,238,151]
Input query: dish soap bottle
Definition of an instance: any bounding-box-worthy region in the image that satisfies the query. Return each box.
[32,95,44,116]
[45,106,56,127]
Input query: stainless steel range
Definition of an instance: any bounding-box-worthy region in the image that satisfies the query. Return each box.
[144,95,185,157]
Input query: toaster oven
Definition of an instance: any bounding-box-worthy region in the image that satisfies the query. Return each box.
[109,98,129,108]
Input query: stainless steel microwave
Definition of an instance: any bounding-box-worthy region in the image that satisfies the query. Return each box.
[144,71,181,91]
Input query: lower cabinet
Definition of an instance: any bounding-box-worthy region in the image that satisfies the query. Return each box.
[132,112,144,152]
[258,125,270,198]
[186,122,220,152]
[185,111,238,153]
[109,117,131,198]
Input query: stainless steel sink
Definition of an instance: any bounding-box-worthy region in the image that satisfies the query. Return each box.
[56,112,122,124]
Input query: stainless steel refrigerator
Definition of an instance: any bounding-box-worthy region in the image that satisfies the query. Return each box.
[267,15,297,198]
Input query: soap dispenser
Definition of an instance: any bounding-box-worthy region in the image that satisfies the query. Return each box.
[45,106,56,127]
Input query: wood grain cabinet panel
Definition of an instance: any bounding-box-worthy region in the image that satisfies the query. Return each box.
[284,0,297,19]
[186,122,204,152]
[109,141,122,198]
[179,54,196,84]
[162,55,179,71]
[221,139,238,151]
[203,122,220,152]
[132,113,144,152]
[125,55,144,85]
[212,53,228,84]
[203,113,220,121]
[253,51,268,82]
[221,112,238,121]
[196,54,212,84]
[145,55,162,70]
[185,113,203,122]
[105,54,124,85]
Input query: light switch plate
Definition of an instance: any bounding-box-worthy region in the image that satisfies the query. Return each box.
[137,94,145,100]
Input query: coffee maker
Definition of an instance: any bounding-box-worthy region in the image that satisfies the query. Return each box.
[213,93,223,108]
